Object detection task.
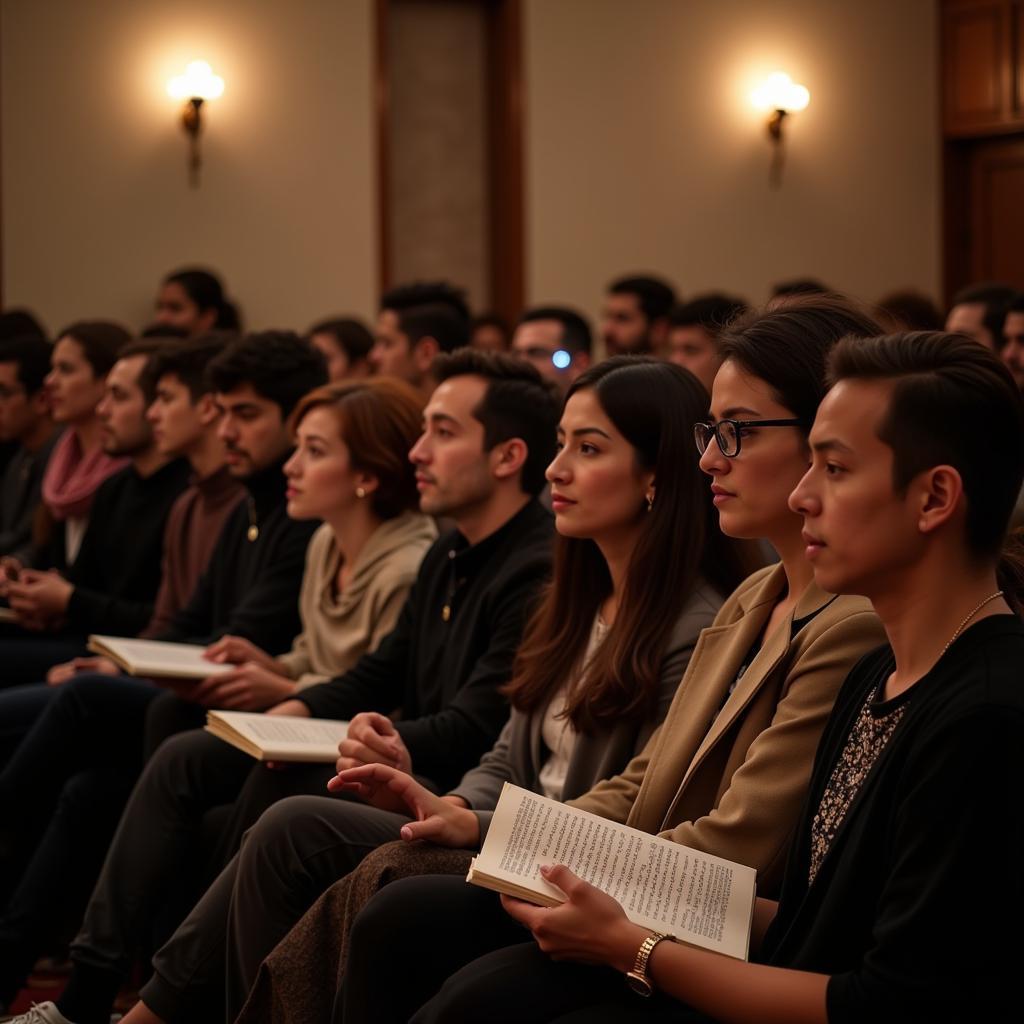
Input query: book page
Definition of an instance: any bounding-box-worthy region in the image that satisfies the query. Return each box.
[474,784,755,960]
[88,636,233,679]
[207,711,349,761]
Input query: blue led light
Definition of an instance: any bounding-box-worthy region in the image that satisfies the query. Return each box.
[552,349,572,370]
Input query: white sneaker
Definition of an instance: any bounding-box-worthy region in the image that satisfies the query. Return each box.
[1,1002,74,1024]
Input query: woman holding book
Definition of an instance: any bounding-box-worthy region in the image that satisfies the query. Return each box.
[114,355,751,1024]
[411,333,1024,1024]
[0,378,436,1014]
[293,296,889,1024]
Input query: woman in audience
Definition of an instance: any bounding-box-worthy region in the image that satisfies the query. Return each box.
[153,267,240,336]
[117,355,752,1024]
[0,378,436,1015]
[413,332,1024,1024]
[15,320,131,571]
[307,318,374,381]
[282,296,889,1024]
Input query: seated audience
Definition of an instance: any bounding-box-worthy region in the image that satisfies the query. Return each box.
[152,267,240,336]
[601,275,676,356]
[27,321,132,569]
[945,280,1016,350]
[0,336,60,562]
[413,331,1024,1024]
[122,355,755,1024]
[307,318,374,381]
[0,370,432,1010]
[0,341,191,688]
[661,293,748,392]
[469,313,509,352]
[370,281,470,396]
[999,291,1024,392]
[510,306,592,392]
[22,350,556,1024]
[875,288,944,332]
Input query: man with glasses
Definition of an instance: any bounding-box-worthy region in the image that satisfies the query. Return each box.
[0,336,60,562]
[510,306,592,393]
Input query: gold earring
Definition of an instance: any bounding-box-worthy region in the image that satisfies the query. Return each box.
[356,486,366,499]
[645,494,654,512]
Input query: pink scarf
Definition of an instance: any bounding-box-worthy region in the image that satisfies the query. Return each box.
[41,429,129,521]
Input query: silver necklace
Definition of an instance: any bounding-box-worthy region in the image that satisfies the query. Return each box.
[940,590,1004,658]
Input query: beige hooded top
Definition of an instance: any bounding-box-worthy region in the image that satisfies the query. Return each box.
[276,511,438,690]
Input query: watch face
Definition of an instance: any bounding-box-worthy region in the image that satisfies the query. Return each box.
[626,972,653,998]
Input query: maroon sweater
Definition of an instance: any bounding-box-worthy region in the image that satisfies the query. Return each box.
[141,466,245,638]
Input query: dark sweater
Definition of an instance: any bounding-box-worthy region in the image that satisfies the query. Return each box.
[297,498,554,791]
[64,457,191,636]
[0,428,61,562]
[762,614,1024,1024]
[156,457,317,654]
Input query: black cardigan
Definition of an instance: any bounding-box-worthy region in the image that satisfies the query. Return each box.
[761,614,1024,1024]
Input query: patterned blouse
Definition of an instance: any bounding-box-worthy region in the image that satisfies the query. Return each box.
[808,670,911,884]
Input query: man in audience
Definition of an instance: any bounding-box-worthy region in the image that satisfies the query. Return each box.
[945,281,1017,350]
[0,341,191,685]
[661,293,748,393]
[510,306,592,393]
[999,292,1024,392]
[36,351,556,1024]
[600,275,675,356]
[0,336,60,562]
[370,282,470,395]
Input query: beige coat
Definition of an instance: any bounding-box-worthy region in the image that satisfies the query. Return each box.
[569,564,886,896]
[277,512,437,689]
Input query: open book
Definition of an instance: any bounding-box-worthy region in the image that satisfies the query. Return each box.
[467,783,757,961]
[205,710,350,763]
[87,635,233,680]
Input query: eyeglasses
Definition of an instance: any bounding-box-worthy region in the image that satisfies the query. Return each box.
[517,346,573,370]
[693,418,802,458]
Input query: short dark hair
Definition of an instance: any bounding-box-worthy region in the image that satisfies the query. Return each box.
[0,335,53,394]
[1010,292,1024,315]
[771,277,830,298]
[398,303,469,355]
[116,339,169,406]
[607,276,676,323]
[140,323,192,340]
[518,306,593,355]
[150,334,233,401]
[829,331,1024,558]
[719,295,883,433]
[669,293,748,336]
[380,281,470,323]
[207,331,328,418]
[432,348,559,495]
[164,267,241,331]
[0,309,46,343]
[307,318,374,363]
[57,321,132,378]
[951,281,1017,349]
[876,290,944,332]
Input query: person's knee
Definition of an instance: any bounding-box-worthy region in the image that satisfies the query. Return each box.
[238,795,332,871]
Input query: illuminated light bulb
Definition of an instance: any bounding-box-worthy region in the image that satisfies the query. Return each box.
[751,72,810,113]
[167,60,225,102]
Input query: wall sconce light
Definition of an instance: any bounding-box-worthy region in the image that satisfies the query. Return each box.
[751,72,810,187]
[167,61,225,187]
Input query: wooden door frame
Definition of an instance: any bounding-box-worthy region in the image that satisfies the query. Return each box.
[374,0,525,322]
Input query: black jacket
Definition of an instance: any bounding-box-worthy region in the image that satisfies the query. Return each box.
[762,614,1024,1024]
[298,498,554,792]
[157,457,317,654]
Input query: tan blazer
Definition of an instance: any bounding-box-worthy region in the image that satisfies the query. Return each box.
[568,564,886,896]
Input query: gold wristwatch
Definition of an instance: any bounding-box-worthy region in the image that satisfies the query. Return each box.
[625,931,672,997]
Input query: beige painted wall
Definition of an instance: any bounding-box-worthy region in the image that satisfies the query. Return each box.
[1,0,377,335]
[523,0,940,324]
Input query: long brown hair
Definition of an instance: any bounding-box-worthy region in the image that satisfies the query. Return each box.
[505,357,755,731]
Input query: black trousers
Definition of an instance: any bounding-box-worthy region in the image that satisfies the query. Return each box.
[0,672,159,1003]
[139,794,417,1023]
[0,635,89,690]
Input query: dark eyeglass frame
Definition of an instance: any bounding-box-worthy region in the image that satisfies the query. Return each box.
[693,418,802,458]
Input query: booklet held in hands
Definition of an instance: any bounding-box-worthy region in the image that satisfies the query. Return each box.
[205,710,350,763]
[467,783,756,960]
